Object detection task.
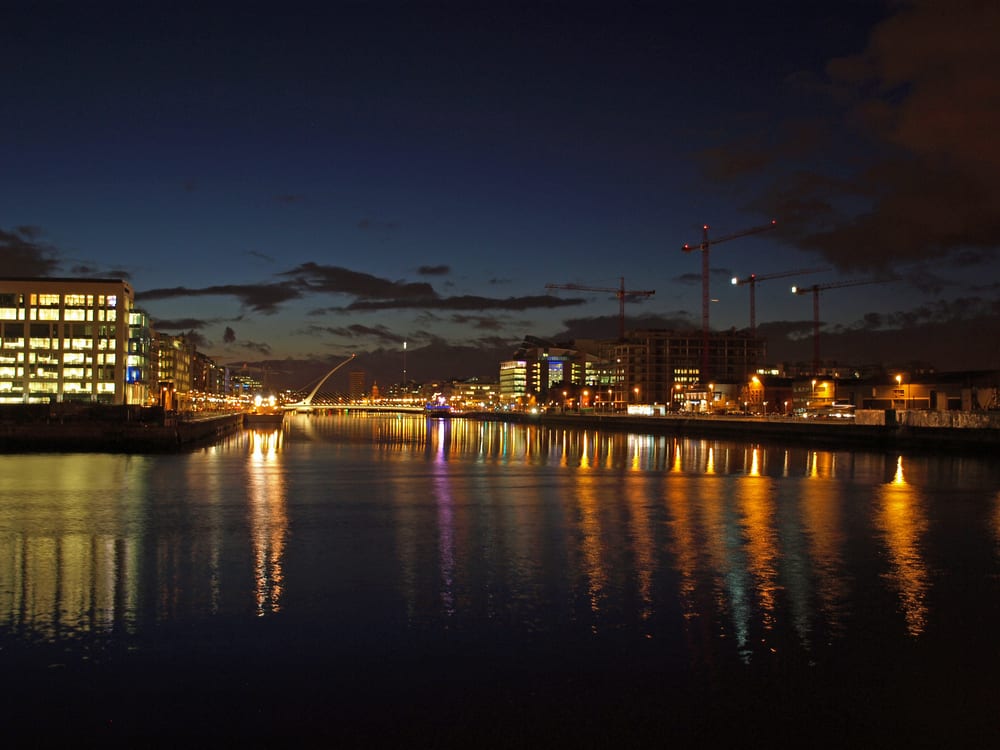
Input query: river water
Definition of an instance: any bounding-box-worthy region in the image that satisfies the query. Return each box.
[1,413,998,746]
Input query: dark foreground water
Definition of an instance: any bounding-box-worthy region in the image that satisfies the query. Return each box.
[1,413,998,746]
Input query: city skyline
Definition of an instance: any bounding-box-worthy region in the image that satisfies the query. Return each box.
[3,1,998,381]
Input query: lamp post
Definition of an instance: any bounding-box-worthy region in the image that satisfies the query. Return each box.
[751,375,761,415]
[895,374,903,409]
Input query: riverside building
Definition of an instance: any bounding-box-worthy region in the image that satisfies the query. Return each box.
[0,277,151,405]
[500,330,766,411]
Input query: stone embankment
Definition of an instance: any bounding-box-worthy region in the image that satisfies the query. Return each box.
[465,409,1000,453]
[0,404,243,453]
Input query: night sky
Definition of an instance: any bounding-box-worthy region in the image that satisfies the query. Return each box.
[3,1,998,384]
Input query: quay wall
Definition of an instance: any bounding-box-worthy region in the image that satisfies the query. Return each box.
[0,406,242,453]
[464,410,1000,453]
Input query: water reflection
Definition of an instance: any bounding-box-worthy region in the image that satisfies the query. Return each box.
[247,428,288,616]
[875,456,930,637]
[431,419,457,617]
[0,455,144,639]
[1,415,996,667]
[799,475,849,640]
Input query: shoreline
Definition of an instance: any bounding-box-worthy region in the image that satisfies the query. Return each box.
[461,409,1000,454]
[1,404,997,454]
[0,411,243,453]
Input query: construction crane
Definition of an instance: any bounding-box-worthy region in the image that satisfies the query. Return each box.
[545,277,655,340]
[792,279,893,374]
[731,267,828,337]
[681,219,777,381]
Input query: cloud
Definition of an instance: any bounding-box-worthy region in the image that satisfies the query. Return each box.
[247,250,275,263]
[181,330,209,349]
[762,302,1000,371]
[450,314,505,330]
[223,326,236,343]
[418,265,450,276]
[136,263,585,320]
[0,226,61,276]
[673,272,701,286]
[554,312,697,341]
[240,340,273,355]
[312,323,406,345]
[343,294,585,312]
[151,317,211,330]
[709,1,1000,272]
[137,281,303,313]
[902,267,954,295]
[884,296,997,328]
[280,262,435,300]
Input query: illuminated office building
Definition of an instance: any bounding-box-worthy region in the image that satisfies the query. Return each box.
[0,277,143,405]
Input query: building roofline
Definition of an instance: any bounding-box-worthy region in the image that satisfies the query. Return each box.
[0,277,131,284]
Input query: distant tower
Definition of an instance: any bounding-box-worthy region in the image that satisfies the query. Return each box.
[349,370,367,402]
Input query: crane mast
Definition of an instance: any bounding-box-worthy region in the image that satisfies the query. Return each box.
[544,277,655,340]
[792,279,892,375]
[731,267,828,337]
[681,219,776,381]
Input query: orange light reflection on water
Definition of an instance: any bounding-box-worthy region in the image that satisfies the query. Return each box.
[248,427,288,617]
[875,456,930,637]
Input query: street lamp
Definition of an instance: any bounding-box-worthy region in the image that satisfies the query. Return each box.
[895,374,904,408]
[633,386,640,402]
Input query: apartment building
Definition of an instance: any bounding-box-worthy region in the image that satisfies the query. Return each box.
[609,329,766,406]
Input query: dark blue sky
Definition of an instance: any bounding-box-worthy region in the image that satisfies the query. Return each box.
[3,1,998,379]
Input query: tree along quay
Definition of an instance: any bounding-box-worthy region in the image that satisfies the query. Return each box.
[462,409,1000,454]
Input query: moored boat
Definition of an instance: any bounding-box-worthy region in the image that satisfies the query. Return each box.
[244,394,286,427]
[244,410,285,427]
[425,400,452,418]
